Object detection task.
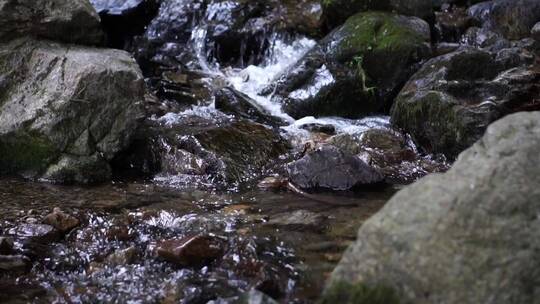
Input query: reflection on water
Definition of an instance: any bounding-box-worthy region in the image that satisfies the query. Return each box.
[0,178,395,303]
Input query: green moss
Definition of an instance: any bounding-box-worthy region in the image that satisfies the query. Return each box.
[0,131,58,175]
[391,91,471,157]
[337,12,426,60]
[320,281,402,304]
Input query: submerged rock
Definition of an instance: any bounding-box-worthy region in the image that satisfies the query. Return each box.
[329,111,540,304]
[0,38,145,183]
[0,255,31,273]
[265,12,431,119]
[157,235,225,267]
[287,145,383,191]
[391,46,539,158]
[0,0,103,45]
[10,224,60,243]
[42,208,80,233]
[266,210,327,232]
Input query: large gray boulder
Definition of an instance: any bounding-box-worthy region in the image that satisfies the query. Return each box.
[0,0,104,45]
[327,111,540,304]
[0,38,145,183]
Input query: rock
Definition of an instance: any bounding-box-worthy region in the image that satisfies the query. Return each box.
[265,12,431,119]
[532,22,540,42]
[0,237,14,255]
[89,0,160,48]
[322,0,437,28]
[0,255,31,273]
[157,235,225,267]
[434,5,474,42]
[105,246,138,265]
[266,210,326,232]
[214,87,287,126]
[468,0,540,40]
[287,145,384,191]
[0,0,103,45]
[133,0,322,73]
[238,289,278,304]
[329,130,449,183]
[42,208,80,233]
[299,123,336,135]
[328,111,540,304]
[0,38,145,183]
[115,117,290,188]
[391,46,539,158]
[10,224,60,243]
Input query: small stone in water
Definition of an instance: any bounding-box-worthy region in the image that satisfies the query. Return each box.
[10,224,60,243]
[0,237,14,255]
[0,255,31,273]
[157,235,225,267]
[105,246,139,266]
[43,208,80,233]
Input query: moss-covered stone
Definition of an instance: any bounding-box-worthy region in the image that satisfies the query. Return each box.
[320,281,401,304]
[270,11,431,119]
[0,131,58,176]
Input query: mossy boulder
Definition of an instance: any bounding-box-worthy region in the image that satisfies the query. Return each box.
[330,111,540,304]
[322,0,438,29]
[265,11,431,119]
[0,38,145,183]
[0,0,103,45]
[391,46,539,158]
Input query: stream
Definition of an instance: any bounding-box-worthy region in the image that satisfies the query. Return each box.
[1,2,435,303]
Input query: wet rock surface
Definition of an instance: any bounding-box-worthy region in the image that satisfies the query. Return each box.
[157,235,225,267]
[287,145,384,191]
[391,46,539,158]
[0,0,104,45]
[468,0,540,40]
[0,38,145,183]
[265,12,431,119]
[330,111,540,304]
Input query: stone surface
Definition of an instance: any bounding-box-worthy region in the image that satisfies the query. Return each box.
[0,237,14,255]
[468,0,540,40]
[9,224,60,243]
[329,111,540,304]
[115,116,290,188]
[0,38,145,183]
[42,208,80,233]
[265,12,431,119]
[532,22,540,42]
[266,210,327,232]
[391,46,539,158]
[0,255,31,273]
[0,0,103,45]
[287,145,384,191]
[157,235,225,267]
